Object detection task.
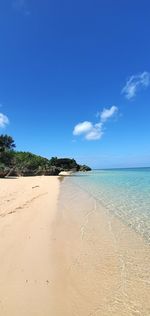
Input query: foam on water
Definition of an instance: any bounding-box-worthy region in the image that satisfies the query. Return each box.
[70,168,150,243]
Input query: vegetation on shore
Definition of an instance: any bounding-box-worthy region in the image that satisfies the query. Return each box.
[0,135,91,177]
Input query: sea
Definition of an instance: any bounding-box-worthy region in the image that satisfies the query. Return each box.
[56,167,150,314]
[69,167,150,243]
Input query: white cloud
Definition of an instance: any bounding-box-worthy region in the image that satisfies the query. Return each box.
[0,113,9,128]
[122,71,150,99]
[100,106,118,122]
[85,125,103,140]
[73,106,118,141]
[73,121,103,140]
[73,121,92,135]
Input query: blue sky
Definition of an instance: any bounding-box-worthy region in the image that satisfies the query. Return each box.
[0,0,150,168]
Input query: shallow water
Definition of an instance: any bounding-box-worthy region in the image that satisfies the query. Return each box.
[71,168,150,243]
[51,176,150,315]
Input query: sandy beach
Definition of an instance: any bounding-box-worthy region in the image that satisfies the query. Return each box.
[0,175,150,315]
[0,176,59,316]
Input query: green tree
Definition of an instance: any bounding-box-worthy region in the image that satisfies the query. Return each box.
[50,157,58,166]
[0,135,16,152]
[0,135,16,167]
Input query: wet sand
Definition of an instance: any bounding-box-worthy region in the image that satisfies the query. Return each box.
[51,179,150,315]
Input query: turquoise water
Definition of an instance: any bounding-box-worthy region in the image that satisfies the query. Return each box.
[71,168,150,243]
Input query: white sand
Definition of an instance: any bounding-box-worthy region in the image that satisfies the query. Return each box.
[0,176,59,316]
[1,176,150,316]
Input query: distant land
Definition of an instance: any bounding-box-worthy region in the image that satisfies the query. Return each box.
[0,134,91,178]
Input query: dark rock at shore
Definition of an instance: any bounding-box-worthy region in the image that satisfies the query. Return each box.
[79,165,92,172]
[50,158,91,172]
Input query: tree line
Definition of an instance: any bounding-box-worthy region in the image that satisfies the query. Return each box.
[0,134,91,177]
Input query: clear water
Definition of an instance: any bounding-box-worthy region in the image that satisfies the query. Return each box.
[71,168,150,243]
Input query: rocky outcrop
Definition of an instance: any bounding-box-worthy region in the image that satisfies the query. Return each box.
[51,158,91,172]
[79,165,92,171]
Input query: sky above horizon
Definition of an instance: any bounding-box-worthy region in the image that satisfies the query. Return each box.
[0,0,150,168]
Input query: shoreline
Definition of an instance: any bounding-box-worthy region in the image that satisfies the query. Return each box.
[51,177,150,315]
[0,175,150,315]
[0,176,60,316]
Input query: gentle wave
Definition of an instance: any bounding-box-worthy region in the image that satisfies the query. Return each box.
[70,168,150,243]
